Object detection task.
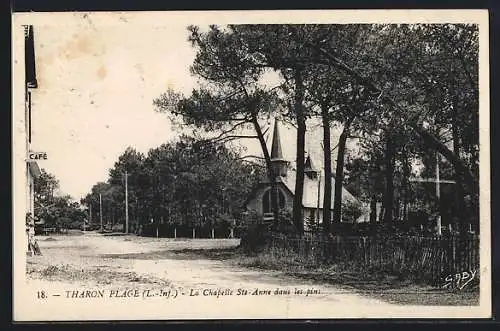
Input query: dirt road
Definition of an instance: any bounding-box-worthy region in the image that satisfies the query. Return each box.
[19,232,484,320]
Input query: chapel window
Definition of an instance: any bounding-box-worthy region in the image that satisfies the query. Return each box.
[263,189,286,213]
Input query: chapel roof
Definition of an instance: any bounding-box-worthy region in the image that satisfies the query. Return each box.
[270,120,285,161]
[259,118,359,209]
[304,154,316,173]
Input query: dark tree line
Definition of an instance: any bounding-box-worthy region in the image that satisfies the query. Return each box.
[81,136,264,232]
[154,24,479,237]
[33,169,87,230]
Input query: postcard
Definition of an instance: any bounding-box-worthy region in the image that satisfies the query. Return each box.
[12,10,491,321]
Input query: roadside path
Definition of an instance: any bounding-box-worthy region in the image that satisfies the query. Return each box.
[18,232,475,320]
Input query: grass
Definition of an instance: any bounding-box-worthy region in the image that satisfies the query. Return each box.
[176,245,479,306]
[43,237,58,241]
[26,262,171,287]
[170,247,240,260]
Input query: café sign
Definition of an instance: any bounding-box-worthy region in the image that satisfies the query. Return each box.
[28,152,48,160]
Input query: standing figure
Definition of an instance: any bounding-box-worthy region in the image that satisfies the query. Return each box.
[26,213,41,256]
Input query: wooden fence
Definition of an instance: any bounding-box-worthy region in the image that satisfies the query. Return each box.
[140,223,242,239]
[266,233,480,286]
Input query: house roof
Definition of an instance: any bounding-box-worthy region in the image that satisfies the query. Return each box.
[278,170,358,209]
[304,154,316,173]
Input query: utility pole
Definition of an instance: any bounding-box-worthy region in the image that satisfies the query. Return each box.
[99,193,103,232]
[125,171,129,234]
[84,203,90,232]
[409,152,455,236]
[435,152,442,236]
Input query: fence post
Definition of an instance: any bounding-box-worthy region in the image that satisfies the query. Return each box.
[363,237,367,265]
[452,235,457,273]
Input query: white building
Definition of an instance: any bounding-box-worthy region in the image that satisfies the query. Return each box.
[245,120,364,227]
[24,25,41,253]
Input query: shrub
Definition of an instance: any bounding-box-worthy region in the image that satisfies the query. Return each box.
[271,211,298,234]
[56,217,73,230]
[304,215,320,232]
[239,211,268,252]
[215,213,234,233]
[341,200,365,223]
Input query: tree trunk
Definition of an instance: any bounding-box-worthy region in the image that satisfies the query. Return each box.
[403,198,408,223]
[401,146,411,223]
[378,206,385,223]
[321,105,332,234]
[332,121,351,225]
[135,197,139,231]
[382,133,395,224]
[250,112,279,222]
[394,196,400,221]
[369,196,377,223]
[292,68,305,235]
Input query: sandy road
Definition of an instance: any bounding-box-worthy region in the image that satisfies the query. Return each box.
[18,232,478,320]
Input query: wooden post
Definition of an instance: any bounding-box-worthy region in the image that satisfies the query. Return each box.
[125,171,129,234]
[363,237,367,265]
[192,227,195,239]
[316,171,321,225]
[435,153,442,236]
[174,227,177,239]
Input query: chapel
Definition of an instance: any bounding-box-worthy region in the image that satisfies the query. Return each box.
[245,120,360,226]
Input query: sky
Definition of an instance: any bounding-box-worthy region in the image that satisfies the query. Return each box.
[26,14,200,199]
[19,12,358,201]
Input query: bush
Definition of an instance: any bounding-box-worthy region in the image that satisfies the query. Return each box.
[341,200,365,223]
[239,211,268,252]
[272,210,299,234]
[56,217,73,230]
[239,210,304,252]
[304,215,320,232]
[214,213,234,237]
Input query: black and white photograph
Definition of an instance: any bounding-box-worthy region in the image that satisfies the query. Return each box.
[12,10,490,320]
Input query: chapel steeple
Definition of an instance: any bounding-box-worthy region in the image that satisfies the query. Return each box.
[270,119,288,177]
[304,154,318,180]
